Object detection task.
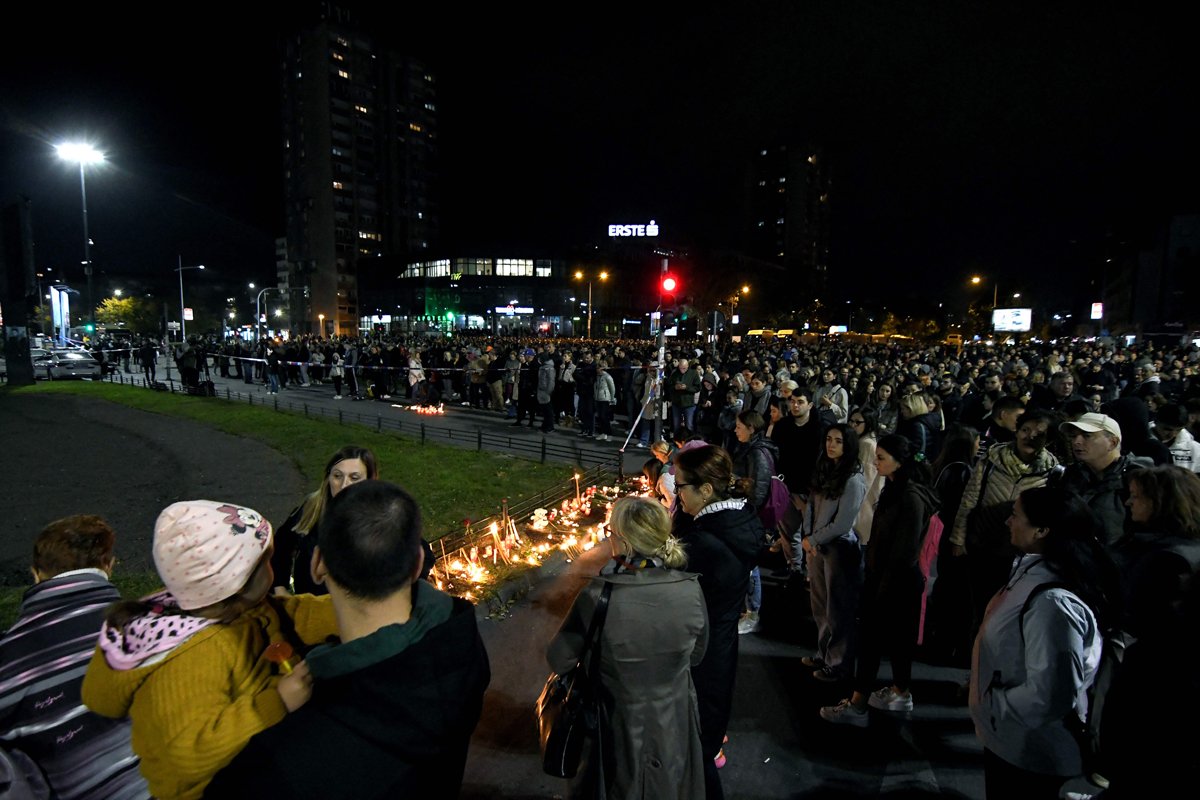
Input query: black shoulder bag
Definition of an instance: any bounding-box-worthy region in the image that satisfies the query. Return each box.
[536,582,614,779]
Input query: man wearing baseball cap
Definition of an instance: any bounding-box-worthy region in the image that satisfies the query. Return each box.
[1059,412,1153,544]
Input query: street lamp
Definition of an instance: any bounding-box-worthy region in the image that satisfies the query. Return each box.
[56,142,104,339]
[255,287,283,343]
[318,313,325,336]
[574,269,608,338]
[175,257,205,341]
[971,275,998,308]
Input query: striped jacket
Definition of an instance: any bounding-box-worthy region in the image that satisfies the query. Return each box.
[0,570,148,799]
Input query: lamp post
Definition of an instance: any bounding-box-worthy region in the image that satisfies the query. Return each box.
[574,269,608,338]
[971,275,998,309]
[56,143,104,339]
[175,257,205,342]
[255,287,282,344]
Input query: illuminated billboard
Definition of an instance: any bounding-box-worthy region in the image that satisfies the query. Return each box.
[992,308,1032,332]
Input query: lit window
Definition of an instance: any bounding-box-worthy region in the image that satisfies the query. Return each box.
[358,231,382,241]
[409,123,423,132]
[337,36,349,46]
[820,194,828,203]
[776,218,785,225]
[332,51,344,61]
[808,154,817,164]
[332,181,343,190]
[778,177,786,183]
[760,149,767,156]
[332,147,345,157]
[355,104,369,114]
[496,259,533,277]
[295,71,302,79]
[337,70,350,79]
[758,180,766,186]
[757,221,765,227]
[424,102,436,111]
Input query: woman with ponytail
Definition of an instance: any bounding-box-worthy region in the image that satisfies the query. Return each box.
[819,433,939,726]
[547,496,708,800]
[969,484,1121,797]
[671,445,763,797]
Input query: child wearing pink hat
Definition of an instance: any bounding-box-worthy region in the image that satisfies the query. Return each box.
[82,500,337,800]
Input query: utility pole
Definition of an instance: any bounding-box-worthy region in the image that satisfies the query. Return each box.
[653,257,668,444]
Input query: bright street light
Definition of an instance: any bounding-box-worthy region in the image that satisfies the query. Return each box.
[574,269,608,338]
[113,288,122,297]
[56,142,105,340]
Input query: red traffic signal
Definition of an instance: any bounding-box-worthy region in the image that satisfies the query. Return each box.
[661,275,678,294]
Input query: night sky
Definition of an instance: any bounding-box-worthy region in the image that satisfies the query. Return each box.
[2,2,1197,311]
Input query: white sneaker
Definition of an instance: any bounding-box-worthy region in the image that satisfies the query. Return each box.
[596,434,608,441]
[867,687,913,712]
[737,612,760,635]
[333,395,342,400]
[819,699,868,727]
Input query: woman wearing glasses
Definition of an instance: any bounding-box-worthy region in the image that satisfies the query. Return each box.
[672,445,762,799]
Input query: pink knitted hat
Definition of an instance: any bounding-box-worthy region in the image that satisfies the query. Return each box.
[152,500,273,610]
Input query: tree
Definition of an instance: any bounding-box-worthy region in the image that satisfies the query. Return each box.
[95,296,161,334]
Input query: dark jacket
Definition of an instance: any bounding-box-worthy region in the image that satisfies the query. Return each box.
[732,434,780,510]
[206,588,490,800]
[271,504,327,596]
[1059,453,1153,545]
[673,502,761,757]
[773,414,825,496]
[865,479,939,598]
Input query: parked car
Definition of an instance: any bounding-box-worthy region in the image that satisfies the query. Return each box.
[32,349,103,380]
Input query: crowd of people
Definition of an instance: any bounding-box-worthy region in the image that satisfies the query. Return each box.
[7,330,1200,798]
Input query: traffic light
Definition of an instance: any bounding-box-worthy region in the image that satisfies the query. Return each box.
[661,275,679,296]
[661,308,677,329]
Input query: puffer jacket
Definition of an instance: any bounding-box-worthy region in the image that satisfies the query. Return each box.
[950,443,1059,551]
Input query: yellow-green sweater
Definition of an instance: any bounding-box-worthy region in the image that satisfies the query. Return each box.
[81,594,336,800]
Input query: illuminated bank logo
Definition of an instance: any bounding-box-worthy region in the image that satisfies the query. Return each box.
[608,220,660,237]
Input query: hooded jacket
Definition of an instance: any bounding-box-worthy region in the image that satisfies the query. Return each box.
[205,584,489,800]
[969,555,1101,776]
[81,594,336,800]
[864,478,939,597]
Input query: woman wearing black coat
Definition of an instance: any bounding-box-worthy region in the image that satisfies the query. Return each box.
[672,445,763,800]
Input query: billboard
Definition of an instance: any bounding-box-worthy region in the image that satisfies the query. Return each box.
[992,307,1032,332]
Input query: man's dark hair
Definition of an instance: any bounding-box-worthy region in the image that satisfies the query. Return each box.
[319,480,424,600]
[991,395,1025,418]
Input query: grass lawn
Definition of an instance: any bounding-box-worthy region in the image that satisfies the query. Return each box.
[1,381,573,628]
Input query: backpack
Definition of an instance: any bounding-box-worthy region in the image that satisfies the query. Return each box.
[757,451,791,532]
[916,512,945,645]
[1018,581,1127,781]
[759,474,791,531]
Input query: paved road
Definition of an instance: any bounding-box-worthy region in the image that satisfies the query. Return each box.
[121,360,657,475]
[3,370,997,799]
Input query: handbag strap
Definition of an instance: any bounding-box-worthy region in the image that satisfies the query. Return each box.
[577,582,614,673]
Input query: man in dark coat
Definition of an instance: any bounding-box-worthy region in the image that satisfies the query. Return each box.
[206,481,490,800]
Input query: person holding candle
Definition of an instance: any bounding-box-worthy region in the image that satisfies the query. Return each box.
[81,500,337,800]
[547,496,707,800]
[207,480,490,799]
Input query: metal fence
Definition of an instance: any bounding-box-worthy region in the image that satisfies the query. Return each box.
[102,372,625,471]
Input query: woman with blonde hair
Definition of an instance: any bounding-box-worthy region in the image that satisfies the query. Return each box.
[271,445,378,595]
[547,496,707,800]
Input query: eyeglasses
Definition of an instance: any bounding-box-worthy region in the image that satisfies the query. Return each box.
[675,482,704,491]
